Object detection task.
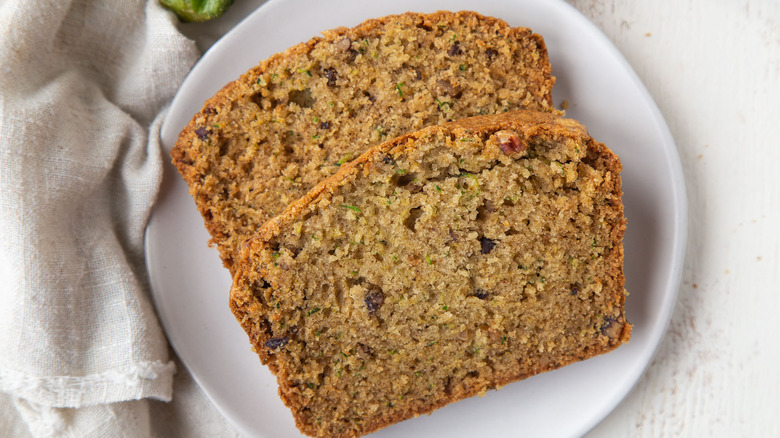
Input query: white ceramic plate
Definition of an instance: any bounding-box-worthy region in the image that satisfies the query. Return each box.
[145,0,687,436]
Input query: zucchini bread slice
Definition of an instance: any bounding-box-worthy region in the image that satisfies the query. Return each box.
[171,10,557,274]
[229,111,630,438]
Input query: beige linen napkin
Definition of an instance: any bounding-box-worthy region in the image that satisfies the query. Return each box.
[0,0,199,435]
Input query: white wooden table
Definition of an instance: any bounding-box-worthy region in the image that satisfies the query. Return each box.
[572,1,780,436]
[163,1,779,436]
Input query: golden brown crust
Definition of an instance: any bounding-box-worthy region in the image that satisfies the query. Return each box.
[172,10,557,274]
[230,110,629,437]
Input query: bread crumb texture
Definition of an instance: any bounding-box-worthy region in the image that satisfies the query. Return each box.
[171,11,557,273]
[230,111,630,438]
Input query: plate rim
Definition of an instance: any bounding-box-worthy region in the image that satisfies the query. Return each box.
[552,0,688,428]
[146,0,687,436]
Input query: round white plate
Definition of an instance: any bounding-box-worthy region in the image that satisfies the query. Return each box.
[145,0,687,437]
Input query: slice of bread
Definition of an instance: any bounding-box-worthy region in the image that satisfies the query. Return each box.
[171,11,557,273]
[230,111,631,438]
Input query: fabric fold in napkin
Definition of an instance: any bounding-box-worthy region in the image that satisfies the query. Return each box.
[0,0,200,435]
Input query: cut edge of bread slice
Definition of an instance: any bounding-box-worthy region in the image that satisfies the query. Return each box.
[229,110,630,437]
